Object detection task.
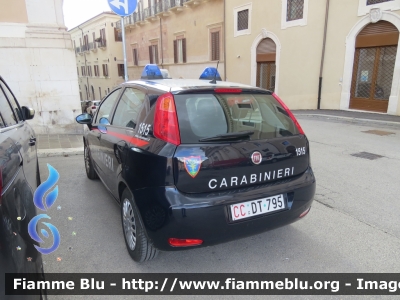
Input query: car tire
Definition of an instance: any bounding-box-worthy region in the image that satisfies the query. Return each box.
[121,188,158,262]
[84,143,98,180]
[36,159,41,187]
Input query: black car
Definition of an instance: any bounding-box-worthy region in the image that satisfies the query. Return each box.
[76,65,316,262]
[0,76,45,298]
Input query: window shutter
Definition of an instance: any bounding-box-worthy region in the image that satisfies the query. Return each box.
[155,45,159,64]
[182,38,187,63]
[211,32,220,61]
[173,40,178,63]
[149,46,153,64]
[133,49,138,66]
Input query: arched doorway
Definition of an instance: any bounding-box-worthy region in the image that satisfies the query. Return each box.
[256,38,276,91]
[349,21,399,113]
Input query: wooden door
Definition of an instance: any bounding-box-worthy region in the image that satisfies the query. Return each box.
[350,46,397,112]
[257,62,276,91]
[349,21,399,112]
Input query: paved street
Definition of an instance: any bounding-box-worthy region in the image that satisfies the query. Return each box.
[37,116,400,299]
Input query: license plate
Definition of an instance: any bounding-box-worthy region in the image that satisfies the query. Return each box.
[230,194,286,221]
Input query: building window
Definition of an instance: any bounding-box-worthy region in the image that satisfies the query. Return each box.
[77,67,79,76]
[81,66,86,76]
[87,66,92,77]
[286,0,304,21]
[114,28,122,42]
[92,32,97,49]
[94,65,99,77]
[281,0,309,29]
[211,32,220,61]
[83,34,89,51]
[174,38,186,63]
[149,44,159,64]
[118,64,125,77]
[234,3,252,37]
[102,64,108,77]
[358,0,400,15]
[237,9,249,31]
[367,0,393,4]
[133,48,139,66]
[99,28,107,47]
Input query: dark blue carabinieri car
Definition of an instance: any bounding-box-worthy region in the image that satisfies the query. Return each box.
[76,65,316,262]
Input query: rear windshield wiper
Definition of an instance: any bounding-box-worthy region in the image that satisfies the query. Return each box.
[199,131,254,142]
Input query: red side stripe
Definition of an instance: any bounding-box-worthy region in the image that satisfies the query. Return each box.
[107,130,149,147]
[90,128,149,147]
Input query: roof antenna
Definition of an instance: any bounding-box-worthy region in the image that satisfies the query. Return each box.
[209,60,219,84]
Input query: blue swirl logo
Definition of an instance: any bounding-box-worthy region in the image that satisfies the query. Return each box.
[28,164,61,255]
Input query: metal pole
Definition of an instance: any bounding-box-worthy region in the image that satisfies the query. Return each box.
[223,0,226,81]
[318,0,330,109]
[121,17,128,81]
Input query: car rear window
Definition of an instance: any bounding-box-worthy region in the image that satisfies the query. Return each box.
[174,93,300,143]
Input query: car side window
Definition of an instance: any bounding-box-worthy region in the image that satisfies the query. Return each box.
[0,85,18,127]
[94,89,121,124]
[112,87,146,129]
[0,80,22,122]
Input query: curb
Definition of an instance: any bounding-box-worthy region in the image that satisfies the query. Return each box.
[294,113,400,127]
[37,147,84,158]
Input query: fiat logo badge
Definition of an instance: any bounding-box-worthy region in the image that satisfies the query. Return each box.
[251,151,262,165]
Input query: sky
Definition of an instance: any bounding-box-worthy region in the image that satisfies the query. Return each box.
[63,0,113,30]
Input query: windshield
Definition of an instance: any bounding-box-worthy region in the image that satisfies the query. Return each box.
[174,93,300,143]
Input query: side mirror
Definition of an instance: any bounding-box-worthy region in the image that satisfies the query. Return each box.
[98,117,110,133]
[99,117,110,125]
[21,106,35,120]
[76,113,92,124]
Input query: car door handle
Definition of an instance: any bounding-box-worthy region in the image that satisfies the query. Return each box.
[93,132,101,139]
[29,137,36,146]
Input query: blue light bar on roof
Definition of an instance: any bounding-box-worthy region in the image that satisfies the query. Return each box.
[199,67,222,81]
[141,64,163,80]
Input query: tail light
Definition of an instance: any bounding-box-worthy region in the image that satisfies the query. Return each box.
[92,106,96,109]
[168,238,203,247]
[272,93,305,135]
[154,92,181,145]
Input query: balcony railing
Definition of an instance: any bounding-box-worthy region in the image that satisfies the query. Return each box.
[89,42,97,50]
[98,39,107,48]
[116,0,197,29]
[81,44,89,52]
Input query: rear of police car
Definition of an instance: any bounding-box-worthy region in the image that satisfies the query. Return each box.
[145,76,316,250]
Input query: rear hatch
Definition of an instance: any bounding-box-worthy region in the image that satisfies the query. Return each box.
[172,89,310,194]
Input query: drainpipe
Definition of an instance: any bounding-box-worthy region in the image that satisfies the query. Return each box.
[318,0,330,109]
[78,25,90,100]
[223,0,226,81]
[160,17,164,67]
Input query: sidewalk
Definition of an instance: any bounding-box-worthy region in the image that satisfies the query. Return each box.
[37,134,84,158]
[36,109,400,157]
[293,109,400,126]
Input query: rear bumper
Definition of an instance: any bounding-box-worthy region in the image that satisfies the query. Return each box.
[133,167,316,251]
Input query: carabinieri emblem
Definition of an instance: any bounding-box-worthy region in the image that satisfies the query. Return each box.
[183,156,203,178]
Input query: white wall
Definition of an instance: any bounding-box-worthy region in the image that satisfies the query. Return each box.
[0,0,82,134]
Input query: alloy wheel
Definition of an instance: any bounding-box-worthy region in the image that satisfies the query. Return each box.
[122,199,137,250]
